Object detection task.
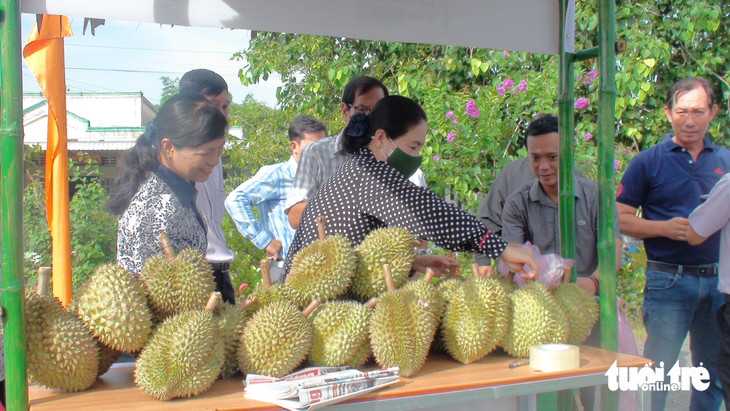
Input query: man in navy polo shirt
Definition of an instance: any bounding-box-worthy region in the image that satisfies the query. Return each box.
[617,77,729,411]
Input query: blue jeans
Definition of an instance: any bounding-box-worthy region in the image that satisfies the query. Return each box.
[643,268,724,411]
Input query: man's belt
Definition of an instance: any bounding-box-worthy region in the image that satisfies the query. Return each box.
[646,260,717,277]
[210,262,230,271]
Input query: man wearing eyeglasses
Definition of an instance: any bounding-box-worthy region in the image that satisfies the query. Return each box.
[285,76,426,230]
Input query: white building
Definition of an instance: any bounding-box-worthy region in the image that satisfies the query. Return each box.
[23,91,242,192]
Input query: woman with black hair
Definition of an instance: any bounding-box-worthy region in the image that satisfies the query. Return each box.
[107,92,228,275]
[284,95,538,278]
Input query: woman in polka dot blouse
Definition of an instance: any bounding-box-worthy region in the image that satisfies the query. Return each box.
[284,95,538,279]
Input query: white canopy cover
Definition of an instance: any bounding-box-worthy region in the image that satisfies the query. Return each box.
[22,0,565,55]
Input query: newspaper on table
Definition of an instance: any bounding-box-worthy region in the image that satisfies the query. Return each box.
[244,366,400,411]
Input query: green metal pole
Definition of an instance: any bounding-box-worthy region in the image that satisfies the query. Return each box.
[558,0,576,279]
[597,0,618,410]
[0,0,30,410]
[556,2,576,410]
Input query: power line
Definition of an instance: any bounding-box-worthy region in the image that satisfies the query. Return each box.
[65,54,242,69]
[65,43,237,54]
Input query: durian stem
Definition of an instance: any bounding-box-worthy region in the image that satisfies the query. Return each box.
[36,267,52,296]
[423,268,435,283]
[301,299,321,317]
[238,298,256,312]
[470,263,481,279]
[159,233,176,260]
[260,259,272,289]
[205,292,222,311]
[485,265,493,279]
[364,298,379,309]
[412,238,425,248]
[316,216,326,243]
[563,266,573,284]
[448,264,457,278]
[383,265,395,293]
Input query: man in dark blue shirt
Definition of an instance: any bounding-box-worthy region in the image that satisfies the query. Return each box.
[617,78,728,411]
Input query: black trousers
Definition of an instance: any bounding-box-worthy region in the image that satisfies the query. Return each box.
[211,262,236,305]
[716,301,730,411]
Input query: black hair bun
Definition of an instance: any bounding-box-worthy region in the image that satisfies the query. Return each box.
[346,113,369,137]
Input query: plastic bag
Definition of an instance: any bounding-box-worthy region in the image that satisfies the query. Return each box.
[497,241,574,289]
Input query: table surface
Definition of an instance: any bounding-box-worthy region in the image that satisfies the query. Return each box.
[29,347,649,411]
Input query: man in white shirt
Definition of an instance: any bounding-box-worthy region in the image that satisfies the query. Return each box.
[179,69,236,303]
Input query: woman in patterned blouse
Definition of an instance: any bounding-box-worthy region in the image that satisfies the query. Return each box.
[285,95,538,278]
[107,93,228,275]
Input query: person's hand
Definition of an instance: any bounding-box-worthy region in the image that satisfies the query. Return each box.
[413,254,460,277]
[265,239,283,260]
[498,245,539,280]
[478,265,493,278]
[663,217,689,241]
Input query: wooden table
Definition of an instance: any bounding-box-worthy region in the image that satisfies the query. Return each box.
[29,347,650,411]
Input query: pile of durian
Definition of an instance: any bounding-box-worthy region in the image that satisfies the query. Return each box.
[26,220,598,400]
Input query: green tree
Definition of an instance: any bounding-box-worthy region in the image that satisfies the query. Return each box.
[234,0,729,212]
[158,76,180,108]
[23,149,118,290]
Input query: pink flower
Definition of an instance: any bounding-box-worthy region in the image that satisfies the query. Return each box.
[574,98,589,110]
[433,155,440,162]
[238,283,249,292]
[503,79,515,90]
[587,70,598,79]
[446,110,456,119]
[577,76,584,83]
[502,51,510,57]
[583,132,593,141]
[584,78,592,85]
[446,132,456,142]
[465,100,480,118]
[614,159,620,171]
[517,80,528,92]
[480,150,486,154]
[496,84,506,97]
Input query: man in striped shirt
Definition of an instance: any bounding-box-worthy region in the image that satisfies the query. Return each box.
[225,115,326,279]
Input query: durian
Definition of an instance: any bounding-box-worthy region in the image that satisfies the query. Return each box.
[369,265,437,377]
[553,282,599,345]
[351,227,417,301]
[503,282,570,358]
[286,217,356,307]
[135,293,225,400]
[217,299,255,378]
[247,259,290,312]
[140,233,216,322]
[75,263,153,352]
[440,265,510,364]
[402,269,445,320]
[308,298,376,368]
[96,342,123,377]
[26,268,100,392]
[238,300,319,377]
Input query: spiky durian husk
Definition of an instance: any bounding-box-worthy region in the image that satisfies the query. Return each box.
[402,279,445,320]
[76,264,153,352]
[247,281,290,313]
[26,290,100,392]
[140,249,215,322]
[175,249,216,311]
[286,235,356,307]
[139,254,175,322]
[369,289,436,377]
[553,283,599,345]
[440,287,488,364]
[503,282,570,358]
[308,301,371,367]
[135,310,224,400]
[238,301,312,377]
[470,277,511,346]
[96,342,123,377]
[437,277,465,303]
[351,227,416,301]
[216,303,249,378]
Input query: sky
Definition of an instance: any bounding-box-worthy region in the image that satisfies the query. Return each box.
[20,13,281,108]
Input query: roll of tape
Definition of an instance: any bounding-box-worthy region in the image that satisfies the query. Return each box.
[529,344,580,372]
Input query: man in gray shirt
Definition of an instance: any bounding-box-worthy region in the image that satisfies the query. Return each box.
[500,114,620,411]
[687,171,730,409]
